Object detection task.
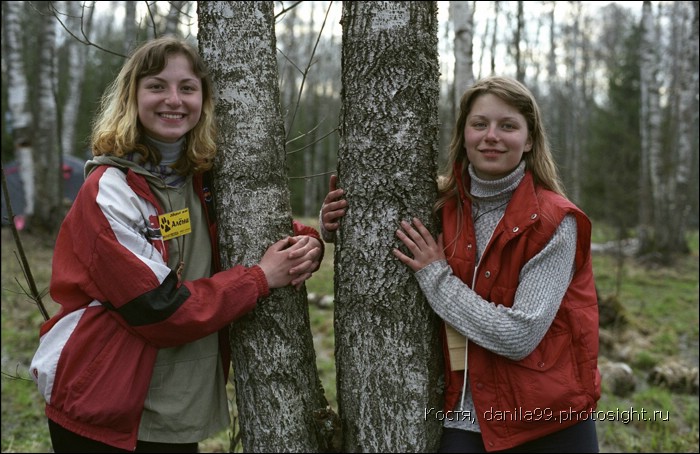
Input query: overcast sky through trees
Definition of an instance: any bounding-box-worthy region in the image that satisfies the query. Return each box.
[95,1,645,90]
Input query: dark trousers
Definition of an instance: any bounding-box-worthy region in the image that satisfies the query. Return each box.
[48,419,199,453]
[439,419,599,453]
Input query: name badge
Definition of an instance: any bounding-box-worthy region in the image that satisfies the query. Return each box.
[159,208,191,241]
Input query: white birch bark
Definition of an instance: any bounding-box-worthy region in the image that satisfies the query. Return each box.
[673,2,698,216]
[639,0,662,252]
[450,1,474,111]
[335,2,443,451]
[658,1,696,254]
[3,1,34,218]
[198,2,332,451]
[16,143,34,218]
[61,0,94,156]
[123,0,137,53]
[33,1,61,231]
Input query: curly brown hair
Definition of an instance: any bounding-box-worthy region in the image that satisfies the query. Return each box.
[90,36,217,175]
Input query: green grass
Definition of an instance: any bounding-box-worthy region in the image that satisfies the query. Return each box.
[2,222,698,452]
[591,229,699,452]
[1,229,57,453]
[596,387,699,452]
[593,231,699,360]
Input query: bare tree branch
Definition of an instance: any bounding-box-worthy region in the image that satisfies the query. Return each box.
[1,162,49,321]
[275,1,303,19]
[286,122,339,154]
[43,1,127,58]
[284,1,334,143]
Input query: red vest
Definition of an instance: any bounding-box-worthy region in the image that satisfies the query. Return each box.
[441,171,601,451]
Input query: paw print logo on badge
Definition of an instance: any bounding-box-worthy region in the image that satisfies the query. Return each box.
[159,215,172,233]
[159,208,191,241]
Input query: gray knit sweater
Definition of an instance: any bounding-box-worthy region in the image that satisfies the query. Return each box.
[415,161,577,432]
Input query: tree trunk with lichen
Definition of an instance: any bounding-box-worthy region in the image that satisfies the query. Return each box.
[198,2,334,451]
[334,2,444,451]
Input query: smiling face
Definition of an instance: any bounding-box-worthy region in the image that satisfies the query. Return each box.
[464,93,532,180]
[136,53,202,143]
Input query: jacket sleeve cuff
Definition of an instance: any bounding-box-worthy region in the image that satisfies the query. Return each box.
[292,220,326,264]
[292,219,321,239]
[250,265,270,299]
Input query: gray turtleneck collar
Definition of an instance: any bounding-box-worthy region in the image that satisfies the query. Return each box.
[145,135,185,166]
[468,160,526,201]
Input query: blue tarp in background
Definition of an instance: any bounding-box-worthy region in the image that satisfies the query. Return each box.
[1,155,85,226]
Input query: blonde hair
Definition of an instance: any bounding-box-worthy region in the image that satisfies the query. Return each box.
[90,36,217,174]
[434,76,565,216]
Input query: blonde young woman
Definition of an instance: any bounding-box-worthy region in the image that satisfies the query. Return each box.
[321,76,600,453]
[31,37,323,453]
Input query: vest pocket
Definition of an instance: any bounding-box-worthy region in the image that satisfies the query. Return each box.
[507,331,588,416]
[517,331,571,371]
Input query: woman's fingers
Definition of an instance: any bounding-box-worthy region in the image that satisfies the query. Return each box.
[393,217,445,272]
[398,218,434,250]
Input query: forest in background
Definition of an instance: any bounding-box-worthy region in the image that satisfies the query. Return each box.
[1,2,698,452]
[2,1,698,265]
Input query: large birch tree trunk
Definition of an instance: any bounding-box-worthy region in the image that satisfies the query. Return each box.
[335,2,443,451]
[198,2,331,451]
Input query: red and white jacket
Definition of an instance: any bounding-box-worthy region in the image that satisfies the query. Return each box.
[30,163,320,450]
